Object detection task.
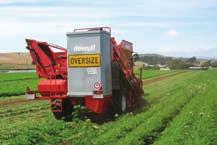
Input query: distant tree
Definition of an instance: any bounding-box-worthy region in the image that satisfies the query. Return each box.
[133,53,139,62]
[211,61,217,67]
[187,56,197,63]
[201,60,211,67]
[168,59,190,69]
[139,55,167,65]
[186,56,197,67]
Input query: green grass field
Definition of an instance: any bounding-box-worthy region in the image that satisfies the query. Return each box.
[0,70,216,145]
[0,72,37,81]
[0,72,38,96]
[135,69,177,79]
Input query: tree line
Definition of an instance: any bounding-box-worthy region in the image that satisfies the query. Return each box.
[137,54,217,69]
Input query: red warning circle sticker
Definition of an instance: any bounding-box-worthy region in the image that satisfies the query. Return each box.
[94,82,101,90]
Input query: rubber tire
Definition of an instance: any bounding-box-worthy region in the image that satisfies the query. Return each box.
[53,112,64,120]
[52,99,73,120]
[110,90,128,116]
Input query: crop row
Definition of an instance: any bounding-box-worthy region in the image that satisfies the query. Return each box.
[0,70,172,97]
[72,72,202,145]
[0,97,48,110]
[0,109,50,144]
[0,71,189,144]
[134,69,176,80]
[0,79,38,97]
[1,70,216,145]
[0,72,38,97]
[0,98,51,144]
[0,72,37,81]
[116,72,216,145]
[154,71,217,145]
[60,71,197,145]
[0,102,49,118]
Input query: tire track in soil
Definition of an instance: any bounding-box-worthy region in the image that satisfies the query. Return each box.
[142,95,195,145]
[143,71,187,85]
[0,98,35,107]
[0,97,45,107]
[0,105,49,118]
[0,97,49,117]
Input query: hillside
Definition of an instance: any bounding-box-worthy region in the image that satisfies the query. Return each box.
[138,53,216,66]
[0,52,215,70]
[0,53,34,70]
[137,53,173,65]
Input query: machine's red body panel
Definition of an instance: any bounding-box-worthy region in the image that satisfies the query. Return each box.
[85,96,111,114]
[26,27,143,117]
[38,79,67,95]
[26,39,67,79]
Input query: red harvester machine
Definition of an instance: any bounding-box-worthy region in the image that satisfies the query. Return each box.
[26,27,143,119]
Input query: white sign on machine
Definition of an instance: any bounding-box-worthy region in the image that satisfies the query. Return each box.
[73,45,96,52]
[86,68,97,75]
[93,82,103,98]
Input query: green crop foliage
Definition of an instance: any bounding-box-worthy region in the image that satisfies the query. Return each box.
[0,72,37,82]
[134,69,176,79]
[0,72,38,96]
[0,70,216,145]
[154,71,217,145]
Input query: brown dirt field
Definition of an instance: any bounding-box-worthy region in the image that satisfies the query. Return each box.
[0,53,34,70]
[0,53,32,64]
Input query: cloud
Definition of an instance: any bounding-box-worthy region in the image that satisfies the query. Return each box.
[166,29,179,37]
[0,0,38,4]
[0,0,217,59]
[154,47,217,58]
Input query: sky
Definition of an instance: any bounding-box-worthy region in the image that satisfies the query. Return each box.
[0,0,217,58]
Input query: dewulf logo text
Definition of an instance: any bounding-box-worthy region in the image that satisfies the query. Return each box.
[73,45,96,52]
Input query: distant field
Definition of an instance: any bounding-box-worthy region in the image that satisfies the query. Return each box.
[0,53,34,70]
[0,70,216,145]
[135,69,176,79]
[143,69,174,79]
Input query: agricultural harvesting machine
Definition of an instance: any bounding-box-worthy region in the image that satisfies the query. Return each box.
[26,27,143,119]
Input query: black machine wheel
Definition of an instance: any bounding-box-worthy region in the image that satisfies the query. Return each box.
[110,89,128,116]
[52,99,73,120]
[53,112,64,120]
